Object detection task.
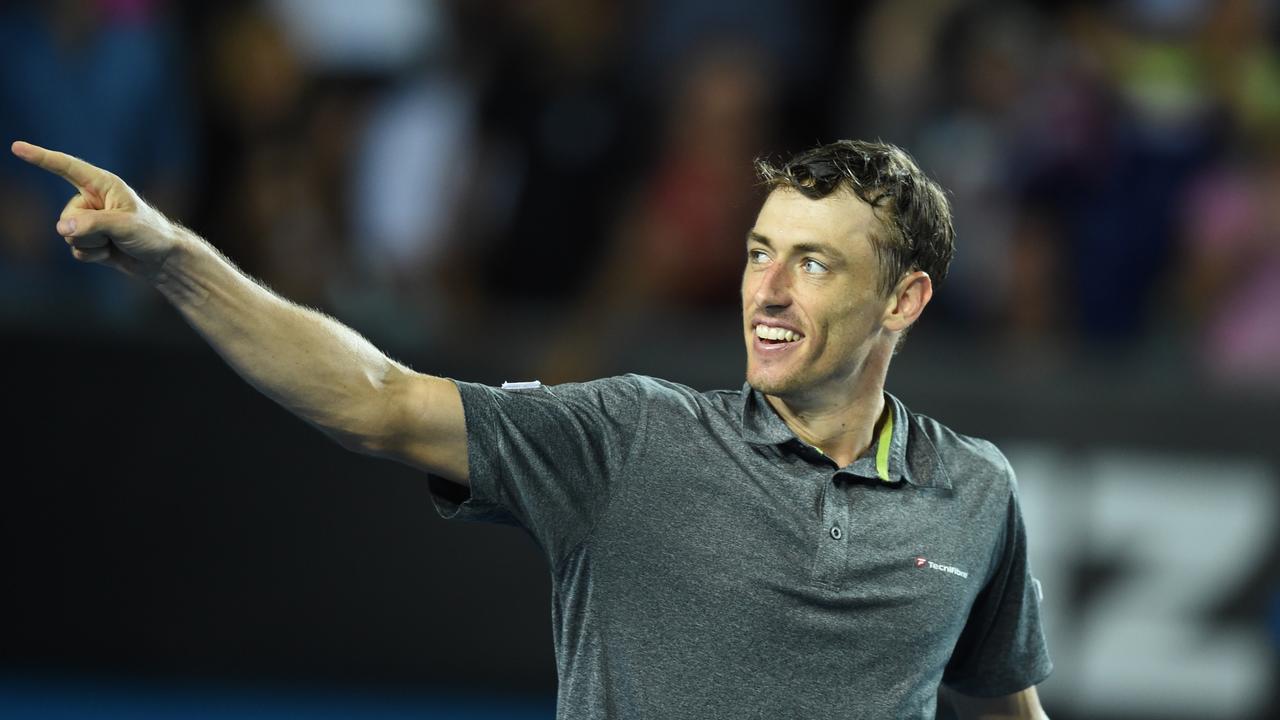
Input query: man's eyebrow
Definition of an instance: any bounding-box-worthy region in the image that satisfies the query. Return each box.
[747,231,843,259]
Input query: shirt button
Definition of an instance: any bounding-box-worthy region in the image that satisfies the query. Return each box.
[830,526,843,540]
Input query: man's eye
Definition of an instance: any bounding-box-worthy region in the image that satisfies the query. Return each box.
[748,249,769,264]
[802,258,828,274]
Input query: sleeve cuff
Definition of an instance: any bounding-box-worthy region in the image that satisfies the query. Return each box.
[424,379,517,525]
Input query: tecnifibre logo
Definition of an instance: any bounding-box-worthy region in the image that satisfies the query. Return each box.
[914,556,969,579]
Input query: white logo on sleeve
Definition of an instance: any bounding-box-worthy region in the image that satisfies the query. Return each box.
[913,555,969,579]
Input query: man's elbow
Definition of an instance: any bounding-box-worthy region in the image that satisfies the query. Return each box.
[315,375,404,456]
[330,426,381,455]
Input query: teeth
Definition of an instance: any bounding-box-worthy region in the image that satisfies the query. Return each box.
[755,325,801,342]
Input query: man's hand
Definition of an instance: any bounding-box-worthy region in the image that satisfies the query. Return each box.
[10,140,187,280]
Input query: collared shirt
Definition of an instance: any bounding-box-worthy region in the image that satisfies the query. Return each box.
[428,374,1052,720]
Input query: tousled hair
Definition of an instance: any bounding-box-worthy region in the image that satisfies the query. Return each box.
[754,139,956,297]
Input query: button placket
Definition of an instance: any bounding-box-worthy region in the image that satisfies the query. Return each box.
[810,474,853,588]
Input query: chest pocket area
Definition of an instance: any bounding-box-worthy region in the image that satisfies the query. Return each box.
[837,486,988,626]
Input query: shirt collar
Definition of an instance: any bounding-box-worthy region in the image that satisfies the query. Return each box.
[739,383,951,489]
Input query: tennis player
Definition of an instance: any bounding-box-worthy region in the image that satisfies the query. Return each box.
[12,138,1051,719]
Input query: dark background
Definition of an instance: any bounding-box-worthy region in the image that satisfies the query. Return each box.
[2,1,1279,718]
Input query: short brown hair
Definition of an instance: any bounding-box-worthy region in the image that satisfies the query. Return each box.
[755,140,956,297]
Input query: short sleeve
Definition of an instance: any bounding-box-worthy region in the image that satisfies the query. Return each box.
[427,375,646,566]
[942,464,1053,697]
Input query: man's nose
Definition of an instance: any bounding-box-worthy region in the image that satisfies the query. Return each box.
[753,263,792,308]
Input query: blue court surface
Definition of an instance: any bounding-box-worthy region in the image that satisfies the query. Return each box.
[0,675,556,719]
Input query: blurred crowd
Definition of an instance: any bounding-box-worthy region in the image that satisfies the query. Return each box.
[1,0,1278,387]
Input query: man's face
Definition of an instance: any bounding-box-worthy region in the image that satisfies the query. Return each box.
[742,188,891,400]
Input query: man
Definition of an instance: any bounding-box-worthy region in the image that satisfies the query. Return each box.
[11,138,1051,719]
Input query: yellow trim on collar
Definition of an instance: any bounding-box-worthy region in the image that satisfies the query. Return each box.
[875,404,894,482]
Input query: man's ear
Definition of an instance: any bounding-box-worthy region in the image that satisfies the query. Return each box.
[882,270,933,333]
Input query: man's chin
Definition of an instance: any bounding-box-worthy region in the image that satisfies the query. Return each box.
[746,368,799,397]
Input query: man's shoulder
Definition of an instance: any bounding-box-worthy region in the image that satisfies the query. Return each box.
[896,396,1015,491]
[620,374,743,416]
[548,374,739,417]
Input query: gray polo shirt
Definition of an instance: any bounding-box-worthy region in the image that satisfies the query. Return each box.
[428,374,1052,719]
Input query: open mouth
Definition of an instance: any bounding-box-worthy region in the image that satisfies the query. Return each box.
[754,324,804,345]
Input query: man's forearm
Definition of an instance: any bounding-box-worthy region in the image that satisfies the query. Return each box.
[154,232,404,449]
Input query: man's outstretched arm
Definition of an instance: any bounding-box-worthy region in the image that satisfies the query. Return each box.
[11,141,469,485]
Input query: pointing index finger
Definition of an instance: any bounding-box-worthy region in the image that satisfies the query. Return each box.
[10,140,108,192]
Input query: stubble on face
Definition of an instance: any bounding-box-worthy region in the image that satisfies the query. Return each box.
[742,189,890,404]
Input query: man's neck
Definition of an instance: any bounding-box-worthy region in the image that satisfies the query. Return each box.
[764,355,890,468]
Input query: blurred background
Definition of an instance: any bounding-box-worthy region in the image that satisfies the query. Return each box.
[1,0,1278,718]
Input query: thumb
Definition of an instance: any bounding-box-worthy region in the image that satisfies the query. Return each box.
[57,210,131,240]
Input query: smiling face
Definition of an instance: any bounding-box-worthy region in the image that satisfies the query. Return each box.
[742,188,894,401]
